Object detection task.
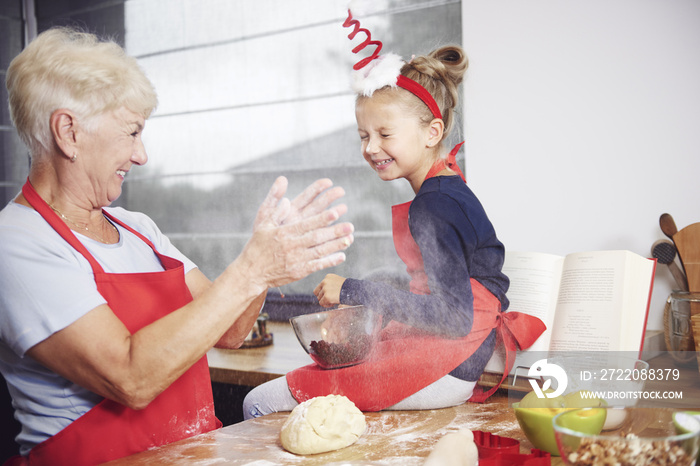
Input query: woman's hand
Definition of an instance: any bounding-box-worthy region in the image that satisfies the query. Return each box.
[239,177,354,293]
[281,178,347,226]
[314,273,347,307]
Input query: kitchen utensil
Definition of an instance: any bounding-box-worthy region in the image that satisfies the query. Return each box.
[673,222,700,316]
[290,306,382,369]
[473,430,551,465]
[553,407,700,465]
[473,430,520,457]
[674,222,700,283]
[651,239,688,291]
[660,213,679,241]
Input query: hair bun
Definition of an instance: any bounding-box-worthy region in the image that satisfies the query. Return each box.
[400,45,468,141]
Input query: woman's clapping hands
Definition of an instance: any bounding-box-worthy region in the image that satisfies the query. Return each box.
[240,177,354,292]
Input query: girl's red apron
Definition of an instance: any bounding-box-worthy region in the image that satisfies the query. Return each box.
[10,180,220,466]
[287,145,545,409]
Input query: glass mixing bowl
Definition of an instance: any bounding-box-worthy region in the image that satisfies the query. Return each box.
[290,306,382,369]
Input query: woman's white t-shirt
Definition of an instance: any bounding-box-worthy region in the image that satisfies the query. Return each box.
[0,201,197,454]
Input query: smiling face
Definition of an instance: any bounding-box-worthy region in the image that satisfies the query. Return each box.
[355,91,439,193]
[79,107,148,206]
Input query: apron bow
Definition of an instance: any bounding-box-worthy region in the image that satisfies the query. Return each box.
[469,310,546,403]
[499,311,547,355]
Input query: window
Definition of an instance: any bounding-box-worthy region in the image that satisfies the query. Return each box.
[2,0,462,295]
[122,0,462,293]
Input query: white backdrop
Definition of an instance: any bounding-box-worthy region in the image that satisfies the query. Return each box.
[462,0,700,330]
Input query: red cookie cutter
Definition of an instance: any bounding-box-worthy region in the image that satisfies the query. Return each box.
[473,430,551,466]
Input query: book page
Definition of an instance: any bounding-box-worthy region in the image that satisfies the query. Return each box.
[549,251,629,351]
[482,250,654,379]
[482,251,564,374]
[502,251,564,352]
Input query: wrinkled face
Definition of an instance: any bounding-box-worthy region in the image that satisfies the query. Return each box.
[355,93,434,192]
[79,107,147,206]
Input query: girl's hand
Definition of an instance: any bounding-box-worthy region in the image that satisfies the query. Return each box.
[314,273,347,307]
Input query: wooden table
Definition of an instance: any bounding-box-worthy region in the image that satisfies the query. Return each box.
[106,392,556,465]
[108,322,700,464]
[207,321,311,387]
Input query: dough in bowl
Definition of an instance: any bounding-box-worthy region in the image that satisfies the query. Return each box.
[280,394,366,455]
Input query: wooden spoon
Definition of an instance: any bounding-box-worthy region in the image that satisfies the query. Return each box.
[660,213,678,240]
[673,222,700,316]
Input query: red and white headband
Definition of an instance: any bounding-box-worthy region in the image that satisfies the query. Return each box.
[343,8,443,120]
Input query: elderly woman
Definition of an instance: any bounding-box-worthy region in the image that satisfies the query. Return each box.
[0,27,354,464]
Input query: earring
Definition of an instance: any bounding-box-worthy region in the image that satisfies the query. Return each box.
[70,153,77,162]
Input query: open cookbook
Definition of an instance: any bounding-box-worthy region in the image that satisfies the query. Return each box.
[482,249,656,377]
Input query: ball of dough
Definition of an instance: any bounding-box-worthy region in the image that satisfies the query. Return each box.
[424,429,478,466]
[280,395,366,455]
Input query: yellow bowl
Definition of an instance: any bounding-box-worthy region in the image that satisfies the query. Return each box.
[513,404,606,456]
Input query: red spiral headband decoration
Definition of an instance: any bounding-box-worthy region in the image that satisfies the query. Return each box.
[342,10,382,71]
[343,9,442,120]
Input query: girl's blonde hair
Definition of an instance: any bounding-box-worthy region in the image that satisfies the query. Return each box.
[400,45,468,140]
[6,27,158,157]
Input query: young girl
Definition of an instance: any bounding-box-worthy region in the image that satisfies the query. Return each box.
[243,33,544,419]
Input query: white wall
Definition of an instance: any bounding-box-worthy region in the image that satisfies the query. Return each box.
[462,0,700,330]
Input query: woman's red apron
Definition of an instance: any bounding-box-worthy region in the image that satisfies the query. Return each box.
[9,180,220,465]
[287,145,545,409]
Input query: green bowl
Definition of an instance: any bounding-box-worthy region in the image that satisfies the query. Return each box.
[674,411,700,462]
[513,404,606,456]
